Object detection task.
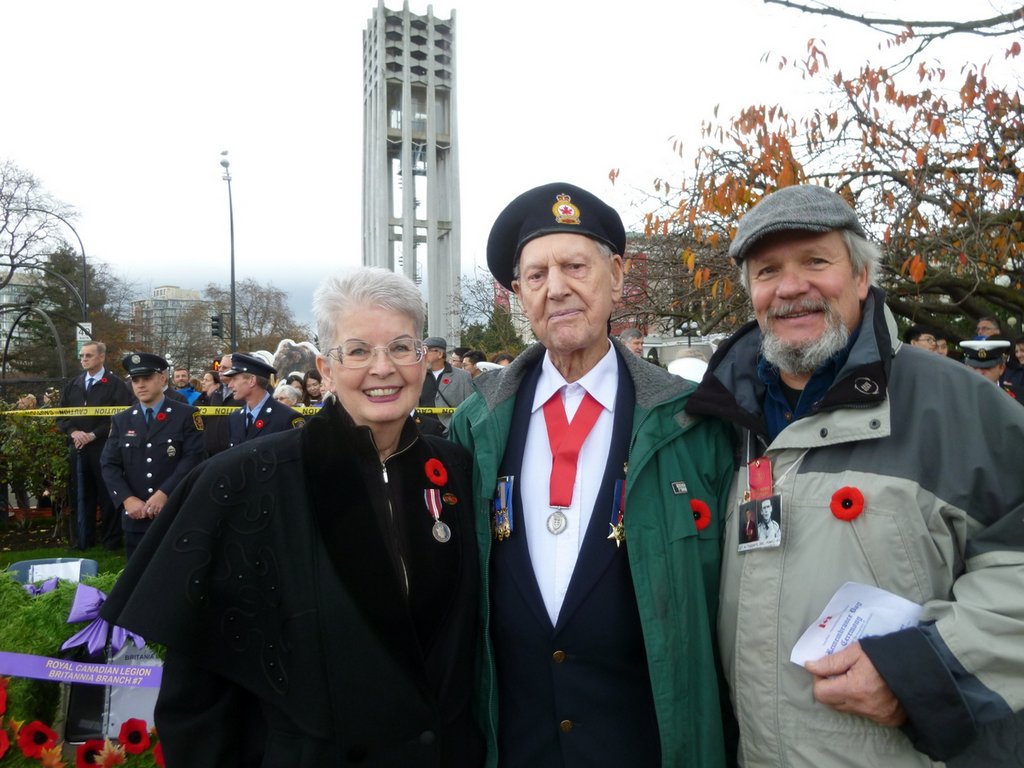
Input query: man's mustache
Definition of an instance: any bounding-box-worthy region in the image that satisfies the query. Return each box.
[766,299,833,321]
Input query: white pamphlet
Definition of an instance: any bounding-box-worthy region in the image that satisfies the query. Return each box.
[790,581,923,666]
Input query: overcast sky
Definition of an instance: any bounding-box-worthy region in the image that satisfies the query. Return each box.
[4,0,997,327]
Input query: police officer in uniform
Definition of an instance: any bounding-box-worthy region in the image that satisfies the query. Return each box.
[101,353,206,560]
[961,338,1020,401]
[221,352,306,446]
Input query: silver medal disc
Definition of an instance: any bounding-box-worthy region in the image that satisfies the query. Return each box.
[546,510,568,535]
[432,520,451,543]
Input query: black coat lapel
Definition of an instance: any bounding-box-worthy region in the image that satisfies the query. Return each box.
[494,360,555,632]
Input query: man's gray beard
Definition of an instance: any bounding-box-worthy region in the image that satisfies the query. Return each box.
[760,302,850,375]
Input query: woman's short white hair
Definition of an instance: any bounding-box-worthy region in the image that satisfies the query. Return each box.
[313,267,426,348]
[273,383,302,405]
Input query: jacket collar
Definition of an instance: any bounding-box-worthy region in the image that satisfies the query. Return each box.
[473,337,692,413]
[687,285,895,437]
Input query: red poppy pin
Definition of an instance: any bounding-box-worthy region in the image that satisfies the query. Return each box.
[442,377,450,385]
[156,411,167,422]
[690,499,712,531]
[99,377,108,384]
[830,486,865,522]
[425,458,448,486]
[254,419,266,430]
[118,717,151,754]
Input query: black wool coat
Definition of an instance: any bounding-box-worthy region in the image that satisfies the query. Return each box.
[102,402,484,767]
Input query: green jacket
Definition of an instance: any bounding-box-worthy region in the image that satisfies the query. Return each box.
[450,339,736,768]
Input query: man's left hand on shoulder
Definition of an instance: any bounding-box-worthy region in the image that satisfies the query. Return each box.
[805,641,907,727]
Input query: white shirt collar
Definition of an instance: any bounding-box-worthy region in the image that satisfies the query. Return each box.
[532,341,618,414]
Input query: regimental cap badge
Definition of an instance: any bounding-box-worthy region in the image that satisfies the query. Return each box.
[552,194,581,226]
[131,354,141,364]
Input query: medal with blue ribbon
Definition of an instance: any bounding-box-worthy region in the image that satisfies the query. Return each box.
[493,475,513,540]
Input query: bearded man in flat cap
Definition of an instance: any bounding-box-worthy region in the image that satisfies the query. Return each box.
[685,184,1024,767]
[449,182,736,768]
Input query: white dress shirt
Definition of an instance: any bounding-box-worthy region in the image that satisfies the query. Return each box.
[522,343,619,625]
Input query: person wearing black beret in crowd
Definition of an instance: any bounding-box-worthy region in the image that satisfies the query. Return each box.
[449,182,736,768]
[101,268,483,767]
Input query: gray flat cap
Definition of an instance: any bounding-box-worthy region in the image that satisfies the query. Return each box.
[730,185,867,264]
[423,336,447,350]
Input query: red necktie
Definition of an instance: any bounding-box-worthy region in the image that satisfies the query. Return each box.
[542,390,603,508]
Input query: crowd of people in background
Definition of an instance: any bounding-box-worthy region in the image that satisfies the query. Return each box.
[3,182,1023,767]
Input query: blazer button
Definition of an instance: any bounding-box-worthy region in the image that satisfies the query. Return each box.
[552,650,566,664]
[559,719,573,733]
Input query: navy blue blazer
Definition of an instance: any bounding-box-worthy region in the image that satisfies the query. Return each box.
[227,398,305,447]
[101,400,206,533]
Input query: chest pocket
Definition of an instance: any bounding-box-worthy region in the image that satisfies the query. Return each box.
[120,434,142,463]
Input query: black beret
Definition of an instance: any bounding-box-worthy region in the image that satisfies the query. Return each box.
[122,352,168,377]
[486,182,626,290]
[221,352,276,379]
[730,185,868,264]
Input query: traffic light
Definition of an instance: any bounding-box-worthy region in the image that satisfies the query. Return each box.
[211,313,223,338]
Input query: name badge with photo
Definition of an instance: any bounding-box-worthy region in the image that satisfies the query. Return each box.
[738,494,782,552]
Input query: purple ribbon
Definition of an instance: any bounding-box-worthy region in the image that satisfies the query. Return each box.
[60,583,145,655]
[23,576,59,596]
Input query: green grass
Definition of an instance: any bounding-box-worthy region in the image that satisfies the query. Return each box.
[0,542,126,575]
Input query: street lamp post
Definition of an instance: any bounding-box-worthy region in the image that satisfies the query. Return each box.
[17,207,88,321]
[219,151,237,352]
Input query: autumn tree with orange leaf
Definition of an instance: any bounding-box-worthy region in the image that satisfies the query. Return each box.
[631,3,1024,342]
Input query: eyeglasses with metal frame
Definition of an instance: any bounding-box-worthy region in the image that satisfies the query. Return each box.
[323,338,426,369]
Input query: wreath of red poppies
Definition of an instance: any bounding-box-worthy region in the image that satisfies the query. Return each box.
[424,458,448,486]
[830,486,865,521]
[690,499,712,531]
[156,412,167,422]
[254,419,265,430]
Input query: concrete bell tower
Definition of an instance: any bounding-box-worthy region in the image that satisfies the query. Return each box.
[362,1,460,342]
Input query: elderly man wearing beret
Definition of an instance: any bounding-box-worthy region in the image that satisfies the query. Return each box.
[685,185,1024,766]
[449,183,736,767]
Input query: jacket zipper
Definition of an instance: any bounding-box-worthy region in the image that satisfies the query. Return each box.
[379,437,417,599]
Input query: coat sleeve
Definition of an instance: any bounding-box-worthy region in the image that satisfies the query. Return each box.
[154,649,265,768]
[100,415,133,506]
[860,390,1024,761]
[55,378,79,435]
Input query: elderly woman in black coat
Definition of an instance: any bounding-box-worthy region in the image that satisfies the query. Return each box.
[103,267,484,767]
